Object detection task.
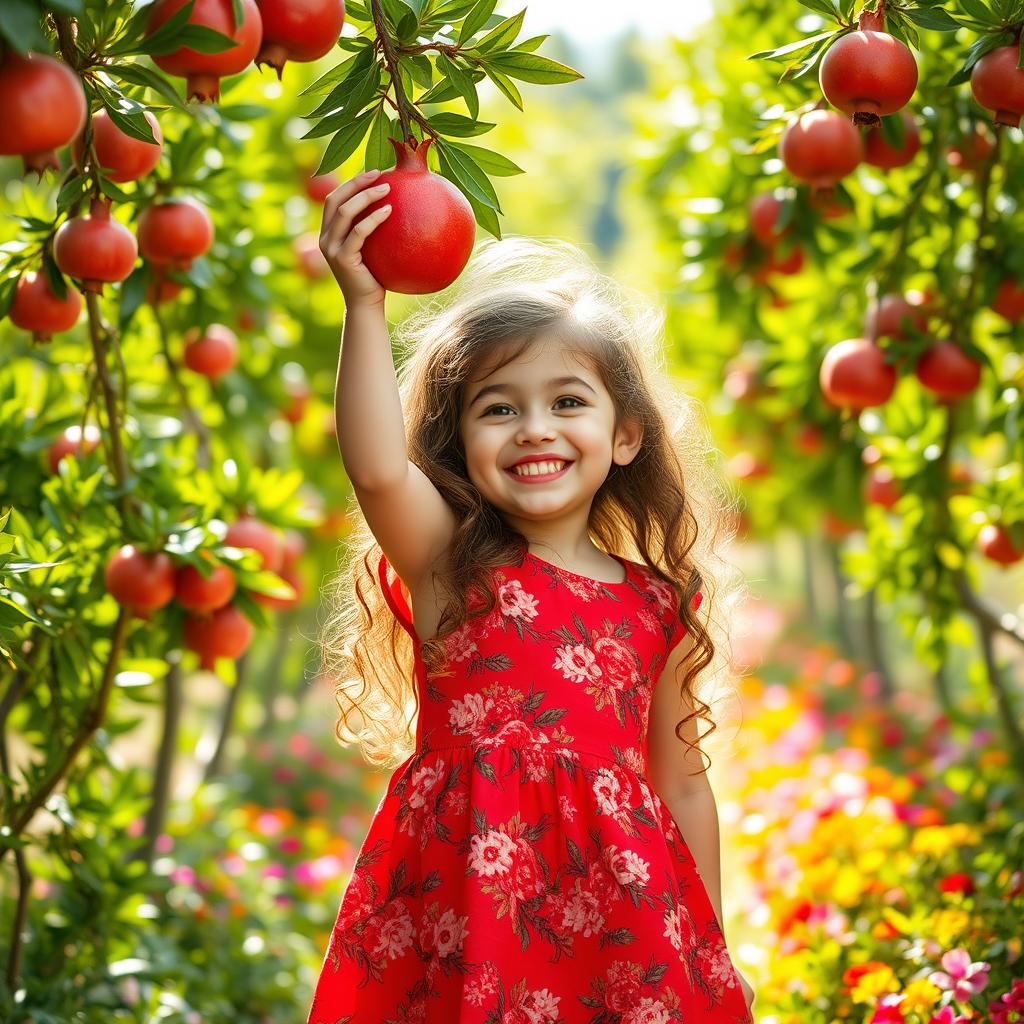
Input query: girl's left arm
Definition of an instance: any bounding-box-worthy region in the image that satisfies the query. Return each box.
[647,630,729,941]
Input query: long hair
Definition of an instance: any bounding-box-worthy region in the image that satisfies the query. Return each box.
[318,236,746,773]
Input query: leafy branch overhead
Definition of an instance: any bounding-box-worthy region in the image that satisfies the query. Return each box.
[300,0,584,238]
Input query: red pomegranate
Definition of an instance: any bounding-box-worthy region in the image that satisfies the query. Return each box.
[824,511,860,539]
[47,423,101,473]
[146,273,184,305]
[970,45,1024,127]
[294,232,330,278]
[947,127,994,172]
[105,544,176,613]
[764,244,804,277]
[146,0,263,102]
[977,522,1023,566]
[183,323,239,380]
[864,111,921,169]
[53,197,138,293]
[304,171,339,203]
[727,452,771,481]
[138,197,214,270]
[810,190,853,219]
[779,110,863,193]
[867,291,929,340]
[750,192,787,245]
[865,466,900,509]
[225,515,285,573]
[254,0,345,78]
[819,10,918,126]
[355,137,476,294]
[175,554,237,613]
[915,341,982,401]
[281,528,306,569]
[819,338,896,410]
[10,270,82,343]
[0,51,87,177]
[281,379,311,423]
[183,603,254,668]
[794,422,825,456]
[73,109,163,182]
[992,279,1024,322]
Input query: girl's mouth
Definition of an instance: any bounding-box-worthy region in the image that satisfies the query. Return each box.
[504,460,573,484]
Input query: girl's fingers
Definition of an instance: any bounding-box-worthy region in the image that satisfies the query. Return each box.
[321,183,391,249]
[338,204,392,255]
[320,169,382,227]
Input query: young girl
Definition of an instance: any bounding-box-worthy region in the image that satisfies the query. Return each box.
[306,169,755,1023]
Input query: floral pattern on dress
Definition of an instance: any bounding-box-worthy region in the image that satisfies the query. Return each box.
[307,550,750,1024]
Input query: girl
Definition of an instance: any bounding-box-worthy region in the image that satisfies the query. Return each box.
[307,168,755,1023]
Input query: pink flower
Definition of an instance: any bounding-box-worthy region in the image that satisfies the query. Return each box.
[928,1006,972,1024]
[170,865,196,886]
[870,993,906,1023]
[988,978,1024,1024]
[928,948,991,1002]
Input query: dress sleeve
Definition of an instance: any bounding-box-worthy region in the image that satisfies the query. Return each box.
[668,588,703,652]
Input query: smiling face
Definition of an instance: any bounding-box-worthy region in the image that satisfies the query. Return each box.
[458,331,643,542]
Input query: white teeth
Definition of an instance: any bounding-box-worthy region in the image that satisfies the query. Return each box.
[511,460,567,476]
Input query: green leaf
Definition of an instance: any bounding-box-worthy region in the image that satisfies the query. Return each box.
[458,0,497,44]
[302,65,382,138]
[364,107,393,172]
[300,49,368,97]
[749,30,838,61]
[0,0,50,52]
[958,0,998,25]
[437,53,479,119]
[126,0,196,57]
[481,64,522,108]
[42,252,68,302]
[109,61,188,110]
[56,173,91,214]
[230,0,244,30]
[315,108,376,175]
[99,92,160,145]
[445,141,523,176]
[427,111,495,136]
[436,141,501,211]
[482,50,583,85]
[464,183,502,239]
[903,6,961,30]
[407,52,433,89]
[118,266,148,331]
[472,8,525,52]
[796,0,842,17]
[173,23,238,54]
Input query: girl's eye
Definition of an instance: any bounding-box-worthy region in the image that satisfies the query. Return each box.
[483,397,585,416]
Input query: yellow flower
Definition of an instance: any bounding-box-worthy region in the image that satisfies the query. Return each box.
[927,908,971,946]
[851,962,898,1004]
[901,978,942,1014]
[911,823,981,857]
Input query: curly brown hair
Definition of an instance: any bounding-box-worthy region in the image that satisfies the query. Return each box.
[318,237,746,774]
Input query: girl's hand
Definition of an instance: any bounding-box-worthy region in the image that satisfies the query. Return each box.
[735,968,756,1020]
[318,169,393,308]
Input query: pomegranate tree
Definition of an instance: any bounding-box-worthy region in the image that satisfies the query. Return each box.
[183,324,239,381]
[137,197,214,270]
[779,110,863,193]
[183,604,254,669]
[304,172,340,203]
[864,111,920,169]
[53,197,138,293]
[146,0,263,102]
[970,45,1024,128]
[915,341,982,402]
[73,109,163,183]
[254,0,346,78]
[105,545,176,614]
[10,271,82,343]
[0,51,87,176]
[355,137,476,294]
[819,338,896,410]
[819,9,918,126]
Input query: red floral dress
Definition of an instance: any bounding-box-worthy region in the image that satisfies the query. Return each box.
[307,549,752,1024]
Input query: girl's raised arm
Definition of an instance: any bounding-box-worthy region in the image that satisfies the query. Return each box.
[320,171,456,592]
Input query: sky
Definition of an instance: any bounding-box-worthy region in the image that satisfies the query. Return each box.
[524,0,714,45]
